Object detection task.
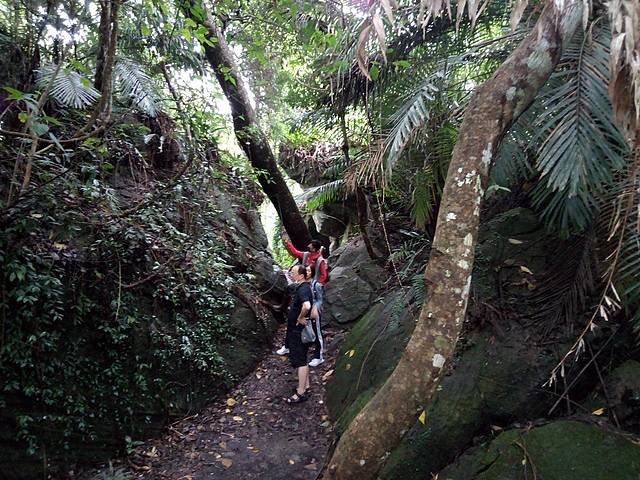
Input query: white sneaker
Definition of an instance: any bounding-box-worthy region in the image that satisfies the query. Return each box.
[276,346,290,355]
[308,358,324,367]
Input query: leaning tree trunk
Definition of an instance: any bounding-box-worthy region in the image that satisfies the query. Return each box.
[180,1,311,249]
[324,2,583,479]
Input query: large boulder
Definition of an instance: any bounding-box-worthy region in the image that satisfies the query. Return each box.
[439,421,640,480]
[312,201,356,239]
[323,236,386,324]
[326,207,610,478]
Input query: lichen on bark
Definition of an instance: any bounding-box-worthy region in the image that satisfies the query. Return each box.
[324,3,583,479]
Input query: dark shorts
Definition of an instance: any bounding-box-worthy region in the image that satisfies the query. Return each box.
[289,325,310,368]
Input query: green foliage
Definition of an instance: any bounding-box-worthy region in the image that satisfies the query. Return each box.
[0,128,248,463]
[114,58,158,116]
[530,26,628,235]
[38,63,101,109]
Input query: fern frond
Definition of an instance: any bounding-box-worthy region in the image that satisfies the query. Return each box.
[38,63,100,109]
[411,167,434,230]
[114,57,157,116]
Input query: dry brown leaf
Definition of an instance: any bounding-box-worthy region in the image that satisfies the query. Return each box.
[226,398,237,407]
[519,266,533,275]
[232,416,243,422]
[322,369,334,381]
[288,459,295,465]
[372,12,387,64]
[356,21,373,80]
[220,458,233,468]
[608,0,640,140]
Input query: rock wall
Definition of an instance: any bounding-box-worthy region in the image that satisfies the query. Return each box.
[323,236,386,325]
[439,421,640,480]
[0,138,284,478]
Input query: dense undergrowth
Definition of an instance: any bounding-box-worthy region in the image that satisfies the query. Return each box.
[0,113,263,467]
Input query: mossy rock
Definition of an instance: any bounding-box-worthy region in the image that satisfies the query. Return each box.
[326,289,417,433]
[439,421,640,480]
[379,326,559,479]
[583,359,640,433]
[327,207,586,479]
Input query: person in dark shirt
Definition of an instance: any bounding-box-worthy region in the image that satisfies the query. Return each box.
[285,264,313,404]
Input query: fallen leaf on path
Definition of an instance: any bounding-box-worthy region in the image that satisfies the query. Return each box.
[322,369,334,381]
[219,441,227,449]
[226,398,237,407]
[232,416,243,422]
[345,363,351,370]
[508,238,524,244]
[304,464,318,470]
[220,458,233,468]
[418,410,427,425]
[519,266,533,275]
[288,459,295,465]
[143,446,158,457]
[592,407,605,416]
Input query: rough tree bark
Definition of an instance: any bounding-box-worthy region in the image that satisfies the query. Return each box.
[93,0,119,123]
[180,0,311,249]
[324,2,583,479]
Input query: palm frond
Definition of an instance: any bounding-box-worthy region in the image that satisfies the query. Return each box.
[385,77,441,175]
[114,57,157,116]
[298,179,345,210]
[38,63,100,109]
[491,101,537,186]
[618,225,640,334]
[529,25,628,234]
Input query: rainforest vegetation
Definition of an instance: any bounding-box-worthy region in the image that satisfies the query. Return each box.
[1,0,639,479]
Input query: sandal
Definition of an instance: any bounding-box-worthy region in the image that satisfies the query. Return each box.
[286,392,308,404]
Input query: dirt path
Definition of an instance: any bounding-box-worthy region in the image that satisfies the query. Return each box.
[124,325,343,480]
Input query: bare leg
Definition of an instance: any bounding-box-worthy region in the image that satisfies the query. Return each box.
[297,365,309,395]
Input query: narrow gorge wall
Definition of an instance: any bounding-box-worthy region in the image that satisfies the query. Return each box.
[0,121,285,479]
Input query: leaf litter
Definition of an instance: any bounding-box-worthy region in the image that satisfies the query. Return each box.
[119,326,343,479]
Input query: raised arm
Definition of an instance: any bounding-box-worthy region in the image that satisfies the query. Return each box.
[284,239,304,259]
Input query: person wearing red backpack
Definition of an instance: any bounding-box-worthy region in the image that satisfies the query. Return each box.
[276,233,328,366]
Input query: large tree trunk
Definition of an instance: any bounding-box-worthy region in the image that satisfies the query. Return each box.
[180,1,311,249]
[94,0,119,123]
[324,2,583,479]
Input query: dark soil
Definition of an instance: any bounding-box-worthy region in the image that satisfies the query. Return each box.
[121,325,344,480]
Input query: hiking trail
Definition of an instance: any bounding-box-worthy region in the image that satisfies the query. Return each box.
[122,326,344,479]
